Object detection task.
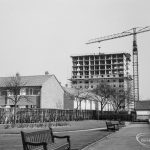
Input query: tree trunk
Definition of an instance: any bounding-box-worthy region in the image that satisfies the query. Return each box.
[101,102,103,114]
[115,106,119,114]
[14,104,17,124]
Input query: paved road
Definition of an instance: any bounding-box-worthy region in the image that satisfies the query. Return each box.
[83,123,150,150]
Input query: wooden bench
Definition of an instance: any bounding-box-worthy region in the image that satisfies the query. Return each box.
[106,121,119,131]
[21,128,70,150]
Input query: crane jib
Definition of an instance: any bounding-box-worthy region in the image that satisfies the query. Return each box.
[86,26,150,44]
[86,26,150,108]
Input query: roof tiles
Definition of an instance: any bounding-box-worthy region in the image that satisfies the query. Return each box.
[136,100,150,110]
[0,75,52,87]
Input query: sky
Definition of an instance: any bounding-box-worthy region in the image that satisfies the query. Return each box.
[0,0,150,99]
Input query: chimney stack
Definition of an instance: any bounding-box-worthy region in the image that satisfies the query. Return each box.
[45,71,49,75]
[16,72,20,77]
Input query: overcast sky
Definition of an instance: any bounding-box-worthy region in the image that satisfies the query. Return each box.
[0,0,150,99]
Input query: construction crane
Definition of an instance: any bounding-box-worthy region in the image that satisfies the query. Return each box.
[86,26,150,107]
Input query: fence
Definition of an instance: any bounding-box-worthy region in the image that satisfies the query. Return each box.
[0,108,134,124]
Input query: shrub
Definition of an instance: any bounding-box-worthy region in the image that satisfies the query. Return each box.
[4,124,10,129]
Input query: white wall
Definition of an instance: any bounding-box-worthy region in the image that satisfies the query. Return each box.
[136,110,150,115]
[74,99,96,110]
[73,98,114,111]
[41,75,64,109]
[136,110,150,120]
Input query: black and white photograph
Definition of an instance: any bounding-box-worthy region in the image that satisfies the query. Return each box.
[0,0,150,149]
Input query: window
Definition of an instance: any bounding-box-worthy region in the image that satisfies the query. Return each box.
[91,62,94,65]
[119,84,124,87]
[8,90,19,96]
[7,91,13,96]
[33,89,40,95]
[0,91,7,96]
[85,81,89,84]
[20,88,26,95]
[30,89,33,95]
[73,81,77,84]
[26,88,29,95]
[26,88,40,95]
[119,79,124,82]
[91,71,94,75]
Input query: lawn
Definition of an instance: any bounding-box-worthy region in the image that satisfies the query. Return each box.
[0,120,112,150]
[0,129,111,150]
[57,129,111,150]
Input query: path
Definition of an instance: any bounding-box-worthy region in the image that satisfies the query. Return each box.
[83,123,150,150]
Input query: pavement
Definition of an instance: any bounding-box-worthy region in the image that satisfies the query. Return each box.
[82,122,150,150]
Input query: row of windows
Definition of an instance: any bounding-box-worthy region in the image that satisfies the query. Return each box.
[74,85,94,89]
[25,88,40,95]
[73,84,124,89]
[72,79,124,84]
[73,61,124,66]
[72,55,124,61]
[0,88,41,96]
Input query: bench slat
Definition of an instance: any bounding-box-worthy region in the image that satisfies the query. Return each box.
[106,121,119,131]
[21,128,70,150]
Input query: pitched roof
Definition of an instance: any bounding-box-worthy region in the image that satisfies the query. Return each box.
[63,87,78,96]
[135,100,150,110]
[62,87,96,99]
[0,75,53,87]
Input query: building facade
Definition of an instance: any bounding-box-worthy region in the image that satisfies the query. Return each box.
[135,100,150,122]
[63,87,97,110]
[0,74,74,109]
[70,52,132,111]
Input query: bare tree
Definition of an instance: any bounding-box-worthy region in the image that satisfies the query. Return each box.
[90,81,114,114]
[73,88,92,110]
[0,73,30,124]
[110,86,134,113]
[54,101,63,122]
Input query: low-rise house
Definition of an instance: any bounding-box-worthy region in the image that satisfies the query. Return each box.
[135,100,150,121]
[0,73,74,109]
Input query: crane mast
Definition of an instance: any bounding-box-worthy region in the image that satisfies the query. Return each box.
[132,28,139,107]
[86,26,150,108]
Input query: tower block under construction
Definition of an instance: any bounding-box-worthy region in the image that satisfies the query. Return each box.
[70,52,131,92]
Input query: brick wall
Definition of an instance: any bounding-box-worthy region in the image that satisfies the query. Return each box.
[63,92,74,109]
